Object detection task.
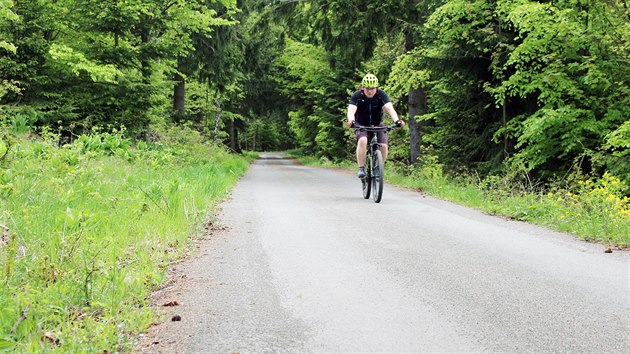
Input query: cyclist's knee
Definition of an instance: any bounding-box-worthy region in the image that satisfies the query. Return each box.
[357,137,368,147]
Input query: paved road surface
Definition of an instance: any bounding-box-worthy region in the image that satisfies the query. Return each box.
[136,153,629,353]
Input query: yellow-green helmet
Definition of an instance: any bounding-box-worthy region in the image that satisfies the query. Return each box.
[361,74,379,88]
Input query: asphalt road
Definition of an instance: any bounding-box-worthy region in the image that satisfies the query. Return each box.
[136,153,629,353]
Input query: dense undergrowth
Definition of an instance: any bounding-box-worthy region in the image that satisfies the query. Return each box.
[298,154,629,247]
[0,125,251,352]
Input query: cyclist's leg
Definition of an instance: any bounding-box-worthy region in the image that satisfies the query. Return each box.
[355,129,369,167]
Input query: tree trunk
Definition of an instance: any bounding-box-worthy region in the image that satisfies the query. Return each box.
[140,32,151,84]
[502,96,508,158]
[214,100,222,141]
[408,86,425,164]
[229,119,238,152]
[404,29,425,164]
[173,71,185,115]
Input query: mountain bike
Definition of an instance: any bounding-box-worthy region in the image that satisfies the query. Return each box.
[353,124,397,203]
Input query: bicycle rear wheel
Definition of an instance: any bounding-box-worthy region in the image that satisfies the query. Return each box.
[362,153,371,199]
[372,149,384,203]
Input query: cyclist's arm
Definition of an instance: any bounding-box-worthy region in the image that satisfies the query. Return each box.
[383,102,398,122]
[383,102,405,127]
[347,104,357,127]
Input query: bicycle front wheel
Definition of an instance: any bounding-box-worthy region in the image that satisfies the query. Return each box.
[372,149,384,203]
[362,153,371,199]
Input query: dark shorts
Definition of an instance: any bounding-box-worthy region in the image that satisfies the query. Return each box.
[354,125,388,145]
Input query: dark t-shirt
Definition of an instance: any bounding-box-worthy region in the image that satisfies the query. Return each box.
[349,89,391,126]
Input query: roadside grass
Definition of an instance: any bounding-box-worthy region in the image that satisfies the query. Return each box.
[289,152,629,247]
[0,126,251,352]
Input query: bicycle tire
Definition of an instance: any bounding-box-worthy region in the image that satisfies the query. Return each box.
[372,149,384,203]
[362,152,371,199]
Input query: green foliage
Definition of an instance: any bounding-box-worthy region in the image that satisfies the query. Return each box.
[242,117,284,151]
[387,48,431,104]
[0,0,59,103]
[287,109,313,152]
[486,1,630,184]
[0,0,18,53]
[274,38,334,101]
[48,44,121,83]
[217,3,290,151]
[0,126,250,351]
[0,0,240,137]
[273,38,344,157]
[10,113,36,135]
[382,0,630,186]
[362,34,407,86]
[490,0,629,183]
[387,0,507,172]
[605,120,630,157]
[0,0,19,99]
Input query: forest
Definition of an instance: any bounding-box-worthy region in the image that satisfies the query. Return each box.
[2,0,629,188]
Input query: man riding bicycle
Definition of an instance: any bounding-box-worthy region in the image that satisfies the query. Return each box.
[346,73,405,178]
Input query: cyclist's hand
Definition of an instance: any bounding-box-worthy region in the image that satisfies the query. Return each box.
[396,119,405,127]
[347,120,355,128]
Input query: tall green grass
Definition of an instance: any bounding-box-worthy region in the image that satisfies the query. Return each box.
[0,126,250,352]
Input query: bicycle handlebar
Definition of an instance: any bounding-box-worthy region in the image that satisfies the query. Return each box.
[352,123,399,132]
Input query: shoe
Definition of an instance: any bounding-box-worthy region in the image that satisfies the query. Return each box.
[357,167,366,179]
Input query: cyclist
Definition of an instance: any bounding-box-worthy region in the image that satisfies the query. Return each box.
[346,73,405,178]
